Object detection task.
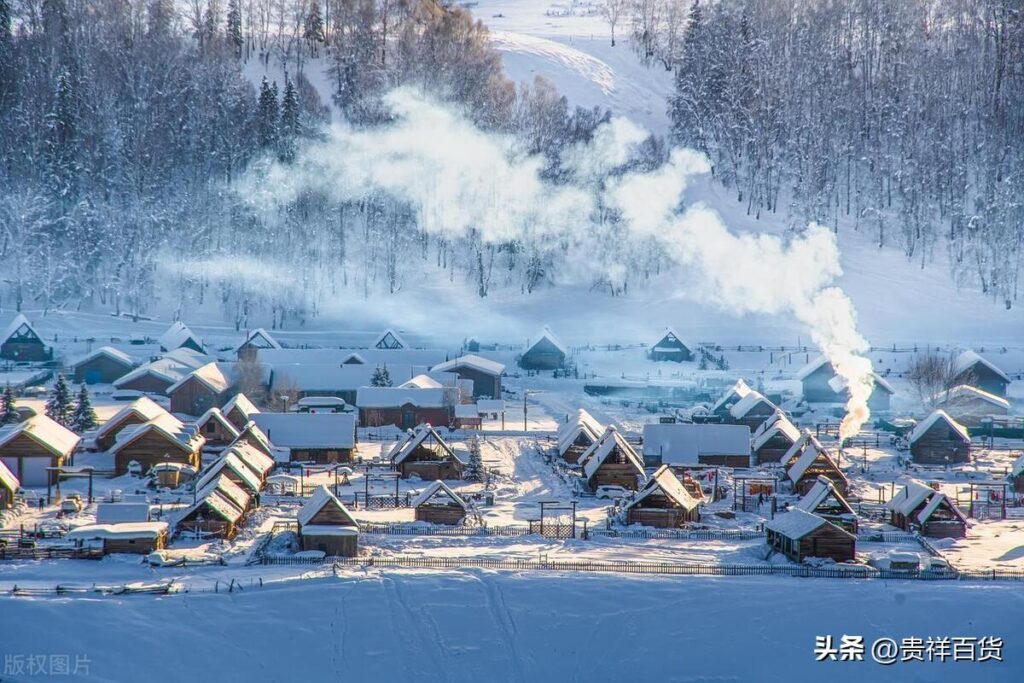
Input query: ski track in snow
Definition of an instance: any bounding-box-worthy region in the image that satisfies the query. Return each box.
[490,30,616,96]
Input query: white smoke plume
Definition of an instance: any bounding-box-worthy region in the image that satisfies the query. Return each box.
[239,88,876,437]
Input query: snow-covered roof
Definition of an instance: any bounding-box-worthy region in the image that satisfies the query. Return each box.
[526,326,568,355]
[111,414,204,455]
[298,485,358,528]
[827,372,894,396]
[180,489,244,524]
[231,422,275,457]
[159,321,203,352]
[0,415,81,458]
[411,480,468,509]
[95,397,174,441]
[271,363,431,393]
[431,354,506,377]
[728,390,776,420]
[195,452,262,494]
[251,413,356,450]
[113,348,211,388]
[373,328,409,349]
[0,313,41,345]
[795,355,831,381]
[918,491,967,526]
[936,385,1010,411]
[262,348,449,368]
[581,427,645,482]
[477,399,505,413]
[787,441,844,485]
[752,412,801,451]
[626,465,701,512]
[296,396,348,407]
[195,474,250,513]
[150,462,197,474]
[907,410,970,445]
[71,346,135,370]
[1011,454,1024,478]
[389,424,456,464]
[887,480,936,516]
[557,420,601,455]
[781,430,819,466]
[355,386,450,409]
[765,508,848,540]
[66,522,168,541]
[167,362,235,395]
[401,374,444,389]
[96,503,151,524]
[236,328,282,352]
[195,407,240,439]
[223,393,260,421]
[652,327,692,351]
[954,350,1010,383]
[710,379,752,414]
[454,404,479,418]
[227,442,276,477]
[300,524,359,537]
[0,458,20,493]
[794,476,854,516]
[641,423,751,462]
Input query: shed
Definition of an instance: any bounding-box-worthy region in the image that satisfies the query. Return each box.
[72,346,136,385]
[641,423,751,468]
[251,412,356,463]
[0,314,50,362]
[751,412,801,464]
[888,480,968,538]
[150,462,197,489]
[453,404,482,429]
[519,327,567,370]
[94,396,173,451]
[580,426,646,492]
[235,328,281,360]
[194,407,240,446]
[794,475,858,533]
[298,485,359,557]
[431,355,505,399]
[176,487,245,539]
[649,327,693,362]
[907,410,971,465]
[952,350,1010,397]
[227,442,276,480]
[765,509,856,563]
[159,321,204,353]
[0,415,80,486]
[389,424,463,480]
[66,522,169,555]
[412,480,469,525]
[934,385,1010,428]
[624,465,701,527]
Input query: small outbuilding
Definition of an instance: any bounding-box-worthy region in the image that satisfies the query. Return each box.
[794,475,858,533]
[519,327,567,371]
[65,522,169,555]
[786,438,849,496]
[580,426,646,492]
[390,424,464,480]
[888,480,968,539]
[412,480,470,525]
[557,409,604,464]
[0,314,50,362]
[235,328,282,360]
[150,462,197,489]
[159,321,205,354]
[709,379,752,420]
[298,485,359,557]
[727,390,779,431]
[649,327,694,363]
[430,355,505,399]
[907,410,971,465]
[934,385,1010,428]
[765,509,856,563]
[952,350,1010,398]
[72,346,136,385]
[176,486,245,540]
[624,465,701,527]
[222,393,261,431]
[751,412,801,465]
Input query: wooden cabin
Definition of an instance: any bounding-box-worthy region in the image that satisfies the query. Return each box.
[113,348,211,395]
[390,424,464,480]
[230,423,276,461]
[581,426,646,492]
[72,346,136,385]
[66,522,169,555]
[373,328,409,350]
[751,412,801,465]
[797,356,894,411]
[709,379,752,420]
[194,407,240,447]
[95,397,172,451]
[908,410,971,465]
[356,384,455,430]
[519,327,567,370]
[0,415,80,486]
[642,423,751,468]
[226,443,276,482]
[194,452,263,495]
[159,321,205,353]
[298,485,359,557]
[649,327,693,362]
[235,328,281,360]
[727,390,779,431]
[110,415,205,475]
[765,509,856,563]
[624,465,701,527]
[412,481,470,525]
[0,314,50,362]
[557,409,604,464]
[952,350,1010,398]
[251,412,356,464]
[794,475,859,533]
[431,355,505,399]
[786,440,849,496]
[0,459,19,510]
[935,385,1010,428]
[177,489,244,540]
[168,362,236,416]
[222,393,261,431]
[888,480,968,539]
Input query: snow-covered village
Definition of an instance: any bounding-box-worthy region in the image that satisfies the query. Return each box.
[0,0,1023,681]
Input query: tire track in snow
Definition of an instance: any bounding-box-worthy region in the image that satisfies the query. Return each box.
[471,571,527,683]
[490,30,616,96]
[382,574,449,682]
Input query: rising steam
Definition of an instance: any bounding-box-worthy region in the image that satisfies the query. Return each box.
[239,88,876,437]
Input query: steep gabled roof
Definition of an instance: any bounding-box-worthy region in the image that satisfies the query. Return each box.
[389,424,456,465]
[223,393,260,421]
[179,489,244,524]
[0,458,20,493]
[626,465,701,512]
[728,390,776,420]
[167,362,235,395]
[765,508,854,540]
[113,348,211,389]
[195,407,240,440]
[194,473,250,512]
[954,350,1010,383]
[710,379,752,414]
[373,328,409,349]
[918,491,967,526]
[652,327,692,352]
[581,427,645,482]
[794,476,856,516]
[195,452,261,494]
[907,410,970,445]
[557,409,604,455]
[526,327,567,355]
[0,314,41,345]
[431,354,506,377]
[95,397,174,442]
[787,441,846,487]
[752,412,801,451]
[936,385,1011,411]
[236,328,282,352]
[411,480,468,510]
[0,415,80,458]
[110,414,204,456]
[887,480,937,516]
[795,355,831,381]
[298,485,358,527]
[227,442,276,477]
[71,346,135,370]
[159,321,203,352]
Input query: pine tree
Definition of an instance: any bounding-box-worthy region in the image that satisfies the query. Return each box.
[465,435,484,483]
[45,374,73,426]
[279,75,300,162]
[256,77,279,150]
[303,0,324,47]
[226,0,243,57]
[48,68,78,200]
[370,364,392,387]
[0,384,17,425]
[71,384,98,432]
